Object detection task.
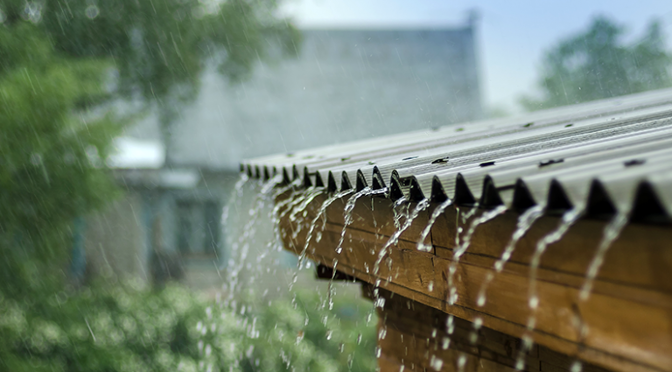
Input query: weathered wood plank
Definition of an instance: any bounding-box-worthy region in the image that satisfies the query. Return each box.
[277,193,672,372]
[372,286,612,372]
[430,204,672,294]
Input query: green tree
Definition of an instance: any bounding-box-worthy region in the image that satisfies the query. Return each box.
[0,0,298,294]
[2,0,300,162]
[0,2,305,370]
[0,21,121,296]
[520,16,672,110]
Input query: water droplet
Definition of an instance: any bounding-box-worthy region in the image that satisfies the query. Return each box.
[430,355,444,370]
[528,296,539,310]
[515,359,525,370]
[570,361,583,372]
[357,333,363,344]
[326,330,333,340]
[457,354,467,368]
[474,317,483,329]
[85,5,100,19]
[205,344,212,357]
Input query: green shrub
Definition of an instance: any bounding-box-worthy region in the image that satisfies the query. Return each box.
[235,290,378,372]
[0,282,377,372]
[0,282,219,371]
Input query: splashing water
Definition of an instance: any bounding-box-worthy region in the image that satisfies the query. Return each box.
[514,207,584,371]
[217,173,385,372]
[393,196,410,229]
[295,189,355,273]
[373,198,430,277]
[336,187,388,255]
[528,208,584,311]
[327,187,388,326]
[221,173,250,231]
[417,198,453,252]
[457,353,467,371]
[288,187,325,240]
[282,187,333,292]
[271,181,314,228]
[447,205,508,306]
[570,360,583,372]
[326,258,340,311]
[476,205,545,307]
[430,355,444,371]
[579,211,628,301]
[226,175,285,301]
[289,187,324,223]
[359,197,432,354]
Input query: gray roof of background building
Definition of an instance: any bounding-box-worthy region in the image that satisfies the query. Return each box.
[126,25,482,171]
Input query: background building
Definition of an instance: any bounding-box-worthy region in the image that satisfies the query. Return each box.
[82,20,484,289]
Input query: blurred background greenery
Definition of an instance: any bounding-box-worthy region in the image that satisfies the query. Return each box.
[0,1,373,371]
[0,282,377,371]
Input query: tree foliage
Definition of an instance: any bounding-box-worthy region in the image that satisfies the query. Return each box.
[0,2,355,371]
[0,20,122,296]
[0,0,300,356]
[2,0,299,101]
[0,0,299,293]
[521,16,672,110]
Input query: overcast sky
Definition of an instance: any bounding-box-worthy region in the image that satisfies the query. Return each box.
[279,0,672,113]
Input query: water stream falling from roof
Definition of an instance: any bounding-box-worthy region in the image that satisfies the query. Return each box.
[215,174,382,371]
[288,187,324,239]
[528,208,584,311]
[373,197,429,278]
[295,189,355,273]
[226,174,284,302]
[476,204,545,308]
[579,211,629,301]
[565,210,629,372]
[515,207,584,370]
[336,187,388,255]
[218,164,644,372]
[447,205,508,306]
[417,198,454,253]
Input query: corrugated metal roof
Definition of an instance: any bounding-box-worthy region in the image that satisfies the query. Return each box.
[242,88,672,223]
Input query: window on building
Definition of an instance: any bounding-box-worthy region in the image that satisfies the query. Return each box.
[176,200,221,257]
